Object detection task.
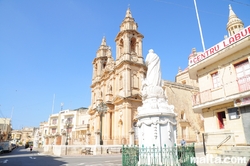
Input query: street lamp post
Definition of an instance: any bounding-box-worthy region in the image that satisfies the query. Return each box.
[96,102,107,145]
[65,120,71,155]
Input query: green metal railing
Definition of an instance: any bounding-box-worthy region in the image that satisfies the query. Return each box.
[177,144,196,166]
[122,144,196,166]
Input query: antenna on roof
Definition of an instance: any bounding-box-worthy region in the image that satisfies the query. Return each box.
[10,107,14,119]
[61,103,64,111]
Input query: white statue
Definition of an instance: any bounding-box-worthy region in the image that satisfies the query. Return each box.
[144,49,162,87]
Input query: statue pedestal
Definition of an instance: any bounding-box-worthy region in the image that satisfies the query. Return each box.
[138,85,177,146]
[137,112,177,148]
[137,86,177,165]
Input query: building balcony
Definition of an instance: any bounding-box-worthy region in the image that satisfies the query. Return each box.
[75,124,89,131]
[49,123,58,127]
[192,75,250,112]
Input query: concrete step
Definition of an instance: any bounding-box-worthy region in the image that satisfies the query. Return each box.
[219,154,250,159]
[216,146,250,165]
[232,146,250,151]
[223,150,250,156]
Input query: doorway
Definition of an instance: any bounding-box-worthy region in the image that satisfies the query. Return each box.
[217,111,226,129]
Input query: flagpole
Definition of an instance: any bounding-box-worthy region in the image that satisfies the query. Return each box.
[194,0,206,52]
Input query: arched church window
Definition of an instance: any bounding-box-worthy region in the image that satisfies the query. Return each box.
[102,61,106,69]
[130,37,136,52]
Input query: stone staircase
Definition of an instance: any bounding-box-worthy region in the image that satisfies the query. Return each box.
[217,146,250,166]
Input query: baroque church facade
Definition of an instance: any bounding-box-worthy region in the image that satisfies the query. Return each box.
[88,8,147,145]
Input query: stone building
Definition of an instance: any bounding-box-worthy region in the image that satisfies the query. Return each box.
[163,79,203,144]
[0,118,12,141]
[188,5,250,155]
[20,127,36,145]
[11,130,22,143]
[44,107,90,146]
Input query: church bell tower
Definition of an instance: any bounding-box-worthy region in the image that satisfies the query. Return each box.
[115,8,144,65]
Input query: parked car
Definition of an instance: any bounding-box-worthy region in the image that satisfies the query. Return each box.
[11,144,16,150]
[0,141,12,152]
[0,146,4,154]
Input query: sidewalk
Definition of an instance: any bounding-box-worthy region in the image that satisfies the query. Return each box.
[34,147,45,154]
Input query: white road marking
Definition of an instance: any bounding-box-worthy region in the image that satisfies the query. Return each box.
[77,163,85,165]
[37,153,46,155]
[3,159,8,163]
[29,156,36,159]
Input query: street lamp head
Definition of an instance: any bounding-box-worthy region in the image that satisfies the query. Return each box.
[97,102,107,114]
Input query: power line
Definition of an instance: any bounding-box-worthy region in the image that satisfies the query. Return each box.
[222,0,250,7]
[154,0,250,19]
[0,106,6,119]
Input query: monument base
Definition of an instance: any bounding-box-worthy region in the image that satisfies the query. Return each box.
[137,86,177,148]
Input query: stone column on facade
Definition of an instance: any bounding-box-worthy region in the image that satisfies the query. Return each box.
[86,131,91,145]
[138,38,143,63]
[111,111,114,144]
[102,113,107,143]
[113,111,119,145]
[116,43,119,60]
[126,65,131,96]
[138,38,142,57]
[95,115,100,134]
[93,65,96,79]
[95,130,100,145]
[127,106,132,143]
[124,106,128,144]
[106,112,110,141]
[120,110,124,144]
[129,128,135,145]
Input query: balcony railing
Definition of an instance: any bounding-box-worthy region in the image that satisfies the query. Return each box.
[237,75,250,92]
[192,75,250,106]
[75,124,89,130]
[192,89,212,106]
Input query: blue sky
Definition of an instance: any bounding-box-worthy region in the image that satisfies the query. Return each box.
[1,0,250,129]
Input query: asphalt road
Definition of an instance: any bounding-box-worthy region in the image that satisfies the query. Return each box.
[0,147,122,166]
